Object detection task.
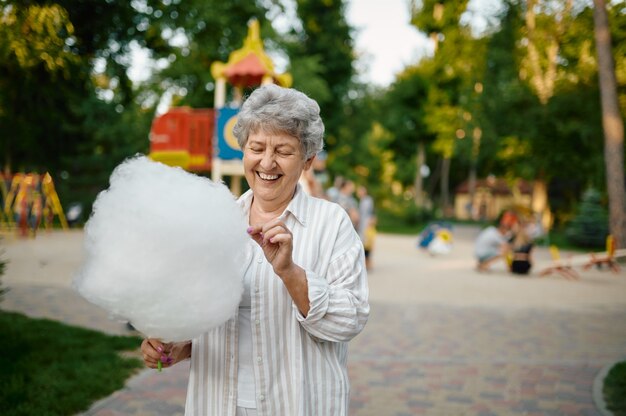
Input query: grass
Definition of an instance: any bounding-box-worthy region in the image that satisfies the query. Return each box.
[0,310,143,416]
[604,361,626,416]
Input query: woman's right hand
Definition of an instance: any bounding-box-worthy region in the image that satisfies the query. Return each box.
[141,338,191,369]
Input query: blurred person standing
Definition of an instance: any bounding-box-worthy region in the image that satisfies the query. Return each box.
[357,185,376,269]
[298,168,324,198]
[326,176,344,203]
[336,179,359,229]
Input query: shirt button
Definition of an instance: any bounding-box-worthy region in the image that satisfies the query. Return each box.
[255,319,260,325]
[255,287,259,293]
[259,395,265,401]
[257,356,262,363]
[257,257,263,264]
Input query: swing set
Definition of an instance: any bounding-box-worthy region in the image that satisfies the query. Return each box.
[1,172,68,237]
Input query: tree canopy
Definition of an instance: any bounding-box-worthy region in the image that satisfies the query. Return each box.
[1,0,624,230]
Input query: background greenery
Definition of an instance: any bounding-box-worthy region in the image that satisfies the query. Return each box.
[0,311,143,416]
[604,360,626,416]
[0,0,624,243]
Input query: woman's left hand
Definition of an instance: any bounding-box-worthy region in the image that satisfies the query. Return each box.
[247,219,296,277]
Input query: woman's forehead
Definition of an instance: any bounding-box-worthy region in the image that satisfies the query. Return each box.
[248,129,300,145]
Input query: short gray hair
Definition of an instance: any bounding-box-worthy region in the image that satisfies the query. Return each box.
[233,84,325,159]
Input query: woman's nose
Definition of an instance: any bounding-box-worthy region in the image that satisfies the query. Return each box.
[260,151,276,169]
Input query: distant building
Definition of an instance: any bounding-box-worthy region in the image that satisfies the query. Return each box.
[454,178,534,221]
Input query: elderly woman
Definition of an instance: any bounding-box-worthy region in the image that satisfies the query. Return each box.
[141,84,370,416]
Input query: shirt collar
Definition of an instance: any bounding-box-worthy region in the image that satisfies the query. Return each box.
[237,184,309,227]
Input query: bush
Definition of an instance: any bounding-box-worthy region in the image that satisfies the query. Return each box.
[604,361,626,416]
[377,198,433,234]
[565,188,609,248]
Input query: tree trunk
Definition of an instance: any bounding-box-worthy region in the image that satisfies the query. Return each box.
[427,157,442,198]
[440,156,451,216]
[593,0,626,249]
[414,142,425,207]
[467,127,482,219]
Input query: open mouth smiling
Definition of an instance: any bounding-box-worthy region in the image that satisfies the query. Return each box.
[257,172,281,181]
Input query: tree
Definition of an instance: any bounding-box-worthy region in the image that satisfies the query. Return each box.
[0,0,157,173]
[0,0,272,211]
[0,3,83,171]
[522,0,573,105]
[565,188,609,248]
[409,0,486,213]
[380,66,433,191]
[284,0,355,157]
[593,0,626,249]
[144,0,266,109]
[475,1,608,226]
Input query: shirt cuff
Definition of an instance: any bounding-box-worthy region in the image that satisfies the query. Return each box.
[294,269,329,323]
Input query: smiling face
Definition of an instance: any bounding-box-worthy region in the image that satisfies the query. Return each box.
[243,129,313,210]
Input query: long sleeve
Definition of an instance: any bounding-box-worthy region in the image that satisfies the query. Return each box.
[295,212,370,342]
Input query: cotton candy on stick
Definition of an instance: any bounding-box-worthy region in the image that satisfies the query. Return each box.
[73,156,248,343]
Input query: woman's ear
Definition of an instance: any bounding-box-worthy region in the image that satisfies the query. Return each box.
[304,155,315,170]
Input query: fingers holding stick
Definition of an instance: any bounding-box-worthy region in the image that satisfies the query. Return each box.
[141,338,173,371]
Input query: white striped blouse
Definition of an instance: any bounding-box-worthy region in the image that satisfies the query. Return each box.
[184,185,370,415]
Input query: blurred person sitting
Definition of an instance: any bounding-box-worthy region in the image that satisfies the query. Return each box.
[474,211,516,272]
[417,221,454,256]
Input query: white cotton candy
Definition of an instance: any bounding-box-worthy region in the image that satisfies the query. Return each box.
[73,155,249,342]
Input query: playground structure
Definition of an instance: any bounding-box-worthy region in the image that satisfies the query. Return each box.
[1,172,68,237]
[148,19,291,194]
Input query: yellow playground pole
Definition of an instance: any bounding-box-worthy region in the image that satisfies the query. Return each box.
[42,173,69,230]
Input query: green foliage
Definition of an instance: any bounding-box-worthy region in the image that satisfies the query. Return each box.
[379,66,433,186]
[377,196,434,235]
[0,310,143,416]
[287,55,332,104]
[1,0,623,223]
[0,4,78,76]
[284,0,355,155]
[411,0,470,35]
[0,0,269,211]
[58,95,153,215]
[0,0,149,172]
[604,361,626,416]
[472,1,609,218]
[147,0,266,109]
[565,188,609,248]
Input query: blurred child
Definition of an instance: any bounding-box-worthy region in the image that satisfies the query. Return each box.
[362,217,377,270]
[508,222,534,275]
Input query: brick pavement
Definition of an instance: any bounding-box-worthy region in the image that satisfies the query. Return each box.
[2,228,625,415]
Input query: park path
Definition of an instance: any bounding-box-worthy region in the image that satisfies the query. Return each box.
[2,226,625,415]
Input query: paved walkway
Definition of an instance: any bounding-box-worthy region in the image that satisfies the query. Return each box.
[2,227,625,415]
